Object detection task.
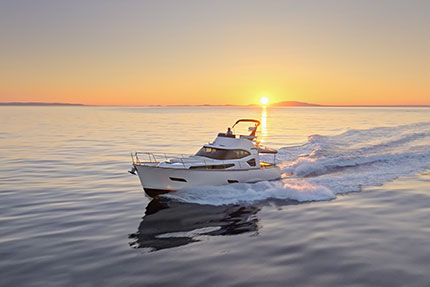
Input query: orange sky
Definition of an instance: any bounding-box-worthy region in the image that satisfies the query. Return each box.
[1,1,429,106]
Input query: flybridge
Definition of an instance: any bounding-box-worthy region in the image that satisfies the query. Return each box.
[232,119,261,128]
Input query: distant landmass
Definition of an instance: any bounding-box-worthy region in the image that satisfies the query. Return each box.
[323,104,430,107]
[272,101,321,107]
[271,101,430,107]
[0,102,85,106]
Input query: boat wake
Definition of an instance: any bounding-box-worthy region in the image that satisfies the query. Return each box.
[163,121,430,205]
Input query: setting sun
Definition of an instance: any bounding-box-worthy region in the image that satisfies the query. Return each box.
[260,97,269,106]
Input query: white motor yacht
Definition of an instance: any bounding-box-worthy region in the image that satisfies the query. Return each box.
[129,119,281,197]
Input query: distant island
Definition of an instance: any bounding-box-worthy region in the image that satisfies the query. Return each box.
[0,102,85,106]
[270,101,430,107]
[272,101,321,107]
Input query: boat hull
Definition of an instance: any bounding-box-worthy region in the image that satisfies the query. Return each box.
[134,164,281,197]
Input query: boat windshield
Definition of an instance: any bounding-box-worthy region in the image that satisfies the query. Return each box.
[196,147,250,160]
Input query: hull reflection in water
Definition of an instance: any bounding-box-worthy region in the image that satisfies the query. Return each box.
[129,198,260,251]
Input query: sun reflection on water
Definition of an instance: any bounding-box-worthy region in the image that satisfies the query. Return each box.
[260,106,267,142]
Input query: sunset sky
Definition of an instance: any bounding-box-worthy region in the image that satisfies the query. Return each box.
[1,0,429,106]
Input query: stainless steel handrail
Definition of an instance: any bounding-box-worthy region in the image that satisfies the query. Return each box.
[133,152,193,163]
[131,151,260,169]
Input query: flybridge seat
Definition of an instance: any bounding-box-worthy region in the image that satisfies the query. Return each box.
[217,133,235,138]
[218,119,261,140]
[218,132,255,141]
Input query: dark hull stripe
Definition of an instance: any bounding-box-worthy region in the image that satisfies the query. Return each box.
[143,188,172,197]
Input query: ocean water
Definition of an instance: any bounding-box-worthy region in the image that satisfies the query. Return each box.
[1,106,430,286]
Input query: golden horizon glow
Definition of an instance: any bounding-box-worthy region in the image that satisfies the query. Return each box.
[1,2,429,106]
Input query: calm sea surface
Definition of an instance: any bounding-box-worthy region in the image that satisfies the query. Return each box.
[1,106,430,286]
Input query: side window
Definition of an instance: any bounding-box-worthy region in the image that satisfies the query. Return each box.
[237,150,250,159]
[196,147,250,160]
[190,164,235,170]
[247,158,256,166]
[226,150,250,159]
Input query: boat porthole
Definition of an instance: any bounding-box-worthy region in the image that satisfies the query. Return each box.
[169,177,187,182]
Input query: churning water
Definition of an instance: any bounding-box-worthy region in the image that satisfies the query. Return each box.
[167,121,430,206]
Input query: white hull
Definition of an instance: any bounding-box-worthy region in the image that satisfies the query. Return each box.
[134,164,280,196]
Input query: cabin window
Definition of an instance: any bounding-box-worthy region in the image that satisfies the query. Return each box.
[196,147,250,160]
[247,158,256,167]
[190,163,235,170]
[169,177,187,182]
